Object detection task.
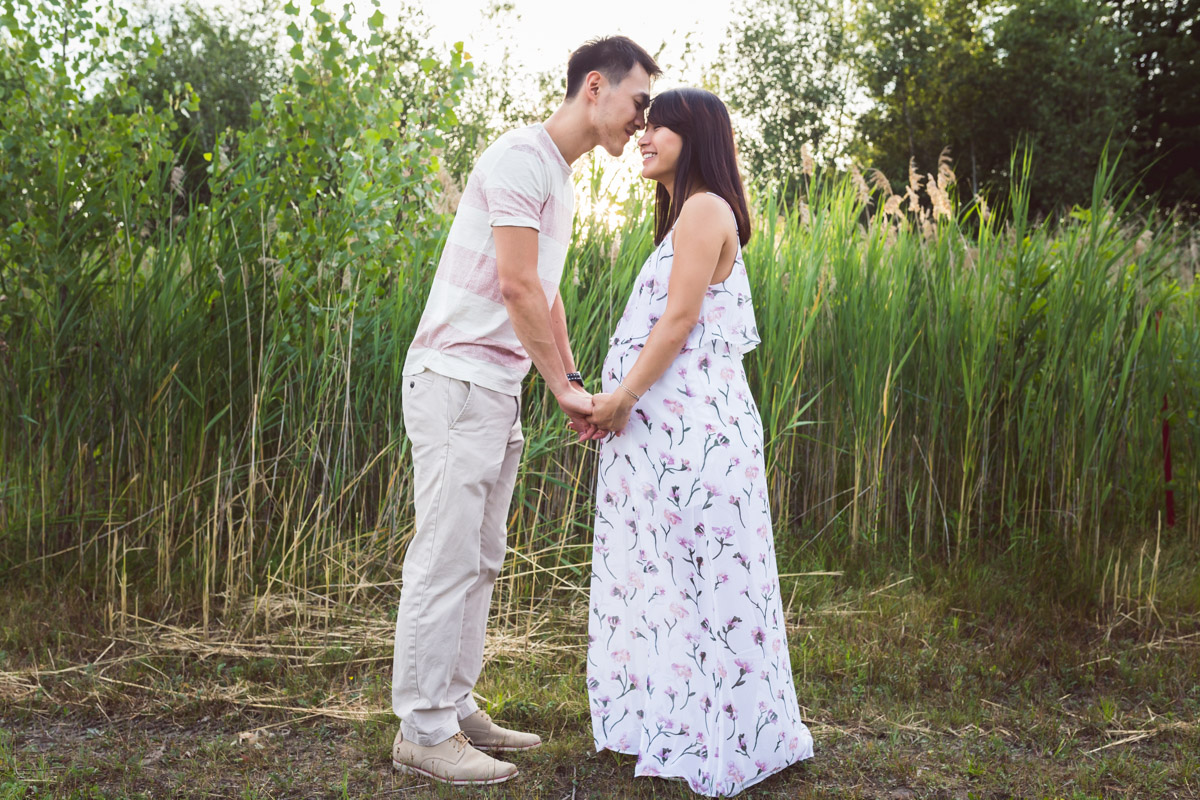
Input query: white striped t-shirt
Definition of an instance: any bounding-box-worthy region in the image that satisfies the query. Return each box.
[402,123,575,396]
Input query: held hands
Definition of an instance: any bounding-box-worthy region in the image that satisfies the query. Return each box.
[557,386,607,442]
[556,384,632,441]
[587,391,634,435]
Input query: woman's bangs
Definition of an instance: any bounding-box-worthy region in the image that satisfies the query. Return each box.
[647,93,686,128]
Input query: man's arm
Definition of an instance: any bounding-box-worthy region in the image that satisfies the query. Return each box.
[548,291,577,374]
[549,290,605,440]
[494,227,593,426]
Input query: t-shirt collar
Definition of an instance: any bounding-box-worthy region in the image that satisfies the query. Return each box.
[532,123,573,181]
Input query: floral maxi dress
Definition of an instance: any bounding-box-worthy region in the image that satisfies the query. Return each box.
[587,198,814,797]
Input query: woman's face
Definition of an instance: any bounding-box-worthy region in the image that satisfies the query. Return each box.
[638,122,683,185]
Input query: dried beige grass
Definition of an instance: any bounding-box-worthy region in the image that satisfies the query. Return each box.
[849,163,870,205]
[432,157,463,216]
[975,194,991,224]
[1133,229,1152,258]
[927,173,953,220]
[869,168,894,197]
[936,146,956,190]
[905,158,924,214]
[919,209,935,243]
[170,164,186,198]
[801,143,815,178]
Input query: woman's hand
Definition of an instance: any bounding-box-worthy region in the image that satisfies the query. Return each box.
[588,392,635,434]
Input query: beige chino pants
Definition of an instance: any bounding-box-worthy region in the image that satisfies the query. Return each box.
[392,369,523,746]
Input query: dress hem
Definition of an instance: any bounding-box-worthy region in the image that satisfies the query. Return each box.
[593,740,814,798]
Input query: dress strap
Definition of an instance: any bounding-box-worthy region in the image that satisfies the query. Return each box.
[705,191,738,233]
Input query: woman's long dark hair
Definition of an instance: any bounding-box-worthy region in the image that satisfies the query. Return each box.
[646,88,751,247]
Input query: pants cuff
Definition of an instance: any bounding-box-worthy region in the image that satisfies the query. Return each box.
[400,717,460,748]
[456,696,480,720]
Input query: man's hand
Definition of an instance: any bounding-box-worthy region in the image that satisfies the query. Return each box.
[558,387,605,442]
[587,392,635,435]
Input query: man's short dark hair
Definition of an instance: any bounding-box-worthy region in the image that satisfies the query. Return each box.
[565,36,662,100]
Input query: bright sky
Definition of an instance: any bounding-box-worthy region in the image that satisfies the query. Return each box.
[405,0,736,90]
[391,0,740,220]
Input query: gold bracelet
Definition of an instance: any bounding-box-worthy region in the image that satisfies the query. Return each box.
[618,382,641,401]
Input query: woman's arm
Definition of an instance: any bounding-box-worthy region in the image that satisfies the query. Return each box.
[589,193,735,433]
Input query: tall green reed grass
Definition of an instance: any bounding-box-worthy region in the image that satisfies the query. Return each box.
[4,148,1196,628]
[1,2,1196,627]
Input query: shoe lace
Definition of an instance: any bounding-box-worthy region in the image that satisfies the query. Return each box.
[450,731,472,752]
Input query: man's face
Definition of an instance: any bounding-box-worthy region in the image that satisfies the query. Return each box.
[593,64,652,157]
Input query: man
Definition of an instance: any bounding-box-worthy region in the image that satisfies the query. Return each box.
[392,36,661,786]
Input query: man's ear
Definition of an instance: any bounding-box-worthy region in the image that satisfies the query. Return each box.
[584,70,604,102]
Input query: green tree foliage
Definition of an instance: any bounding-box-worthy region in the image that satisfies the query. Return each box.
[718,0,854,192]
[0,0,180,331]
[125,2,284,205]
[986,0,1137,212]
[855,0,1137,213]
[854,0,996,196]
[1111,0,1200,211]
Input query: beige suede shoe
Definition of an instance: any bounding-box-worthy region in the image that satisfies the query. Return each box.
[391,729,518,786]
[458,710,542,752]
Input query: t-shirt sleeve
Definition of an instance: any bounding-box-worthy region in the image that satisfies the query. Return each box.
[483,145,548,230]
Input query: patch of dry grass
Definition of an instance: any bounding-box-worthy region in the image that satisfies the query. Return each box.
[2,557,1199,799]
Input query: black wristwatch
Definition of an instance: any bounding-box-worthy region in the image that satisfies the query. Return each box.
[567,371,585,389]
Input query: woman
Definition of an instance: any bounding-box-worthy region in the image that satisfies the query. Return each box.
[585,88,814,796]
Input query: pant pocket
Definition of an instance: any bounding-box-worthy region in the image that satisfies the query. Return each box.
[447,378,475,429]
